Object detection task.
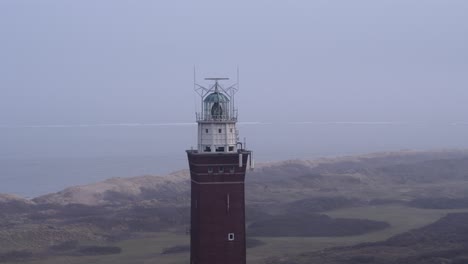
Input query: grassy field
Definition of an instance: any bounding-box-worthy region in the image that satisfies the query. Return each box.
[12,233,189,264]
[324,204,468,241]
[247,205,468,263]
[11,205,468,264]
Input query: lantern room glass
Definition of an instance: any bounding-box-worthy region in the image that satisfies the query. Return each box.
[203,92,231,121]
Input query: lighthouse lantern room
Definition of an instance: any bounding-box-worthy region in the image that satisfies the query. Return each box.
[195,78,239,153]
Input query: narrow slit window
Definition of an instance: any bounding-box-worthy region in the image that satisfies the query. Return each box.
[218,129,222,133]
[205,129,209,133]
[228,233,235,241]
[227,194,230,212]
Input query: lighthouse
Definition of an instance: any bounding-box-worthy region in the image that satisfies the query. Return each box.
[187,77,251,264]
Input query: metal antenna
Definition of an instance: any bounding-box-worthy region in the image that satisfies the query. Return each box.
[235,66,239,110]
[193,66,197,114]
[193,66,196,92]
[237,66,240,91]
[195,73,239,100]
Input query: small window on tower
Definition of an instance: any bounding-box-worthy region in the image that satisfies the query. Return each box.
[208,167,213,173]
[228,146,234,152]
[205,129,208,133]
[219,167,224,173]
[215,147,225,152]
[230,166,235,173]
[228,233,235,241]
[230,128,233,133]
[204,146,211,152]
[218,129,222,133]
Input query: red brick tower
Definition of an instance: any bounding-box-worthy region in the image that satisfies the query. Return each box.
[187,77,251,264]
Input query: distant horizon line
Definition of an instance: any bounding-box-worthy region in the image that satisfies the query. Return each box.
[1,121,468,129]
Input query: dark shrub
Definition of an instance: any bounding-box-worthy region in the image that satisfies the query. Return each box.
[78,246,122,255]
[49,240,79,252]
[0,250,34,262]
[161,245,190,254]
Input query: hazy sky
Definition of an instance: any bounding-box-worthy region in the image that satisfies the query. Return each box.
[1,1,468,196]
[1,0,467,126]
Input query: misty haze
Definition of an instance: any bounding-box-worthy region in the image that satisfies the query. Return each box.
[1,1,468,264]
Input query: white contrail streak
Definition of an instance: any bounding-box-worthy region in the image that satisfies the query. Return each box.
[0,122,265,128]
[288,121,406,125]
